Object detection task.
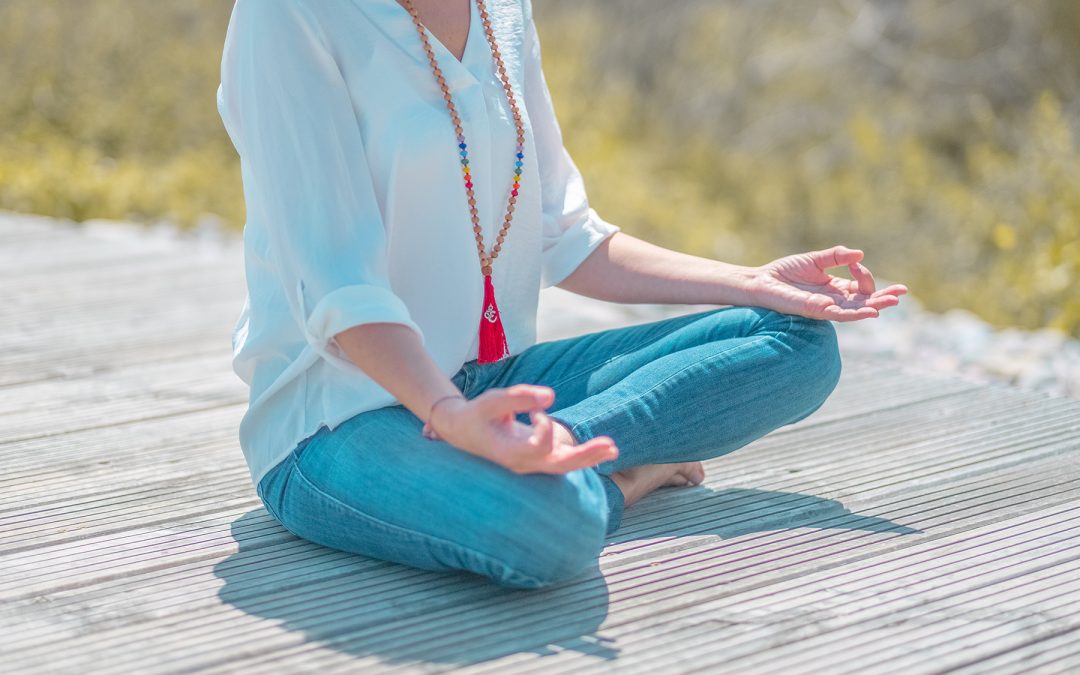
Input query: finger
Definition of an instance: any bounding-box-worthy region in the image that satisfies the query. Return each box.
[838,277,861,294]
[830,288,900,311]
[847,261,876,295]
[820,304,879,321]
[871,283,908,297]
[528,409,554,448]
[421,422,442,440]
[810,244,863,270]
[547,436,620,473]
[479,384,554,418]
[862,294,900,310]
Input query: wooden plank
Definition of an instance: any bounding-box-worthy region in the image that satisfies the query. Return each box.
[0,351,246,443]
[947,625,1080,674]
[0,267,242,331]
[453,504,1080,675]
[0,406,244,509]
[662,532,1080,674]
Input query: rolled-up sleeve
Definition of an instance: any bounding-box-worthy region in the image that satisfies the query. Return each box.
[522,0,621,289]
[217,0,423,375]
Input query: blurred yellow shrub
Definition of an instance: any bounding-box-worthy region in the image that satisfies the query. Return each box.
[1,0,1077,336]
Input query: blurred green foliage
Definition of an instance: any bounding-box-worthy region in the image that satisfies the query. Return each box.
[0,0,241,226]
[1,0,1078,336]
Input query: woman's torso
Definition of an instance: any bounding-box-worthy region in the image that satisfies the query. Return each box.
[221,0,546,489]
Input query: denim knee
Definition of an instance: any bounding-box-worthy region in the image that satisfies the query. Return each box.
[495,532,605,590]
[488,473,609,589]
[788,315,843,406]
[750,308,841,375]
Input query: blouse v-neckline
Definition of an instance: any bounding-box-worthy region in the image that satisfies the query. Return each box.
[422,0,476,65]
[357,0,483,91]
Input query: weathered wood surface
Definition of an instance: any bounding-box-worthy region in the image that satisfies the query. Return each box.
[2,210,1079,674]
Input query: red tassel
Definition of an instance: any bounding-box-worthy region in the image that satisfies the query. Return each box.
[478,273,510,363]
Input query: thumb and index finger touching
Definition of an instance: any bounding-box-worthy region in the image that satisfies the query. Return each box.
[476,383,620,470]
[478,383,615,441]
[477,383,555,419]
[812,244,876,295]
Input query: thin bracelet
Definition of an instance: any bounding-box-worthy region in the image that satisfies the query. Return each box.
[427,393,466,428]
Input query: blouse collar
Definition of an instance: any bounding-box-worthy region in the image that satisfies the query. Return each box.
[350,0,485,92]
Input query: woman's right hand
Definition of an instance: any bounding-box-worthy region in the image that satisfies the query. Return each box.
[425,384,620,474]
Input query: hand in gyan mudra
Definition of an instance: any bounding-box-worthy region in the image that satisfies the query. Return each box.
[748,244,908,321]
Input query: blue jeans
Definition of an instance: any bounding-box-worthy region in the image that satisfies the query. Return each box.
[256,306,842,589]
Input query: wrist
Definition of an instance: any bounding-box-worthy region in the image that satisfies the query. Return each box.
[427,394,466,438]
[719,263,762,307]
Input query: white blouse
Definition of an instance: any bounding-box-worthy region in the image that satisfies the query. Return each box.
[216,0,621,489]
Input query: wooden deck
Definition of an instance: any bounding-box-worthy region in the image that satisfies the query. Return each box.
[3,209,1080,674]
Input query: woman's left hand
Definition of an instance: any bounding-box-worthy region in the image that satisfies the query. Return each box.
[745,244,908,322]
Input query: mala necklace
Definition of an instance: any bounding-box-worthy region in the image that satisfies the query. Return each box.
[402,0,523,364]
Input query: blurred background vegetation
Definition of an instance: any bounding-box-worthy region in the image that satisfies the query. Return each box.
[1,0,1078,336]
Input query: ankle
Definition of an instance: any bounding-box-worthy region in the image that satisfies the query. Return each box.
[609,470,639,507]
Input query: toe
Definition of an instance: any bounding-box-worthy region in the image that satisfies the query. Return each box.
[686,462,706,485]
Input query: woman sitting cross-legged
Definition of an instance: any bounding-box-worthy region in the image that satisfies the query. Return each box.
[215,0,908,589]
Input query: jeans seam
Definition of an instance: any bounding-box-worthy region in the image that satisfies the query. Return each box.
[256,481,277,522]
[461,361,474,395]
[288,457,550,587]
[545,308,724,394]
[569,313,794,438]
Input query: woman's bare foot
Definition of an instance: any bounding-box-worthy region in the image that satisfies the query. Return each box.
[547,419,704,507]
[610,462,705,508]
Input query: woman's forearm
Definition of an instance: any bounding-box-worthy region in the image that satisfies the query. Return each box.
[330,231,757,422]
[333,323,462,426]
[555,231,760,307]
